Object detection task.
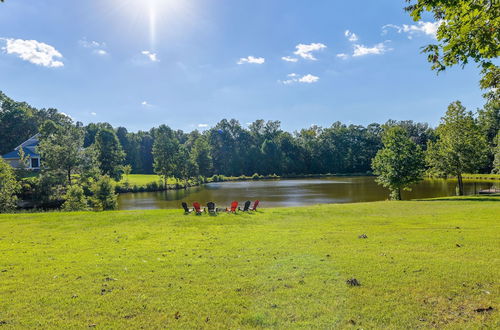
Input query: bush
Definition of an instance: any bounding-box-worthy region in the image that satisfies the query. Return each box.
[0,157,20,213]
[91,176,118,211]
[62,185,89,211]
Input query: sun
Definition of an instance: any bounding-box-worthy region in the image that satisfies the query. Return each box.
[111,0,189,49]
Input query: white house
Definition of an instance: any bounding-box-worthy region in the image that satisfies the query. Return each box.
[2,134,41,170]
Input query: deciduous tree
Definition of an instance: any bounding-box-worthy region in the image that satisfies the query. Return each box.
[405,0,499,90]
[372,126,425,200]
[153,125,179,187]
[0,157,20,212]
[38,123,86,186]
[426,101,489,195]
[94,128,125,181]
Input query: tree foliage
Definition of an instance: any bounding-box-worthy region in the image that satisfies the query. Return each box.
[0,91,71,154]
[94,128,125,181]
[91,176,118,211]
[62,185,88,211]
[152,125,179,185]
[0,157,20,213]
[405,0,500,90]
[372,126,425,200]
[426,101,489,195]
[38,122,87,185]
[493,132,500,174]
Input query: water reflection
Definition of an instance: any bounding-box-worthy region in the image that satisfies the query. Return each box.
[117,177,496,210]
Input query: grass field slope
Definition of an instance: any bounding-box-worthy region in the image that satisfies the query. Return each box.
[0,198,499,328]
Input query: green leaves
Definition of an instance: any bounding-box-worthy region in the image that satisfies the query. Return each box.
[0,157,20,213]
[406,0,500,89]
[426,101,489,194]
[372,126,425,200]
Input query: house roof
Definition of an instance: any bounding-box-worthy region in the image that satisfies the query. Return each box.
[16,133,40,149]
[2,147,40,159]
[2,134,41,159]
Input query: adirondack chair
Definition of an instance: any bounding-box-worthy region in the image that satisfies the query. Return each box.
[206,202,217,215]
[181,202,192,214]
[193,202,204,215]
[239,200,251,212]
[250,200,260,211]
[226,201,238,213]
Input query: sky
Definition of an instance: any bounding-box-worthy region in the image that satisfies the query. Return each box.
[0,0,487,132]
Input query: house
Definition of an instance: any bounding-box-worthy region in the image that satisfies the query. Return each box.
[2,134,41,170]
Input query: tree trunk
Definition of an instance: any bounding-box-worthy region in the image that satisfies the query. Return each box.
[397,187,402,201]
[457,173,464,196]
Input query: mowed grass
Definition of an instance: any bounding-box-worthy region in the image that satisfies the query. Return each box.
[0,199,499,328]
[121,174,164,185]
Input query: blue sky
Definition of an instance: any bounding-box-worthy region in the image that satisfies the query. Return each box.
[0,0,486,132]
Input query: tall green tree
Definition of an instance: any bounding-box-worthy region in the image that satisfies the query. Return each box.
[173,145,199,185]
[492,132,500,174]
[426,101,489,195]
[190,137,213,177]
[372,126,425,200]
[152,125,179,186]
[94,128,125,181]
[405,0,499,90]
[477,97,500,171]
[0,157,20,213]
[37,123,86,186]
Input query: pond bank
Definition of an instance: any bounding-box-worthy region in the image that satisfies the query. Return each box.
[116,173,372,193]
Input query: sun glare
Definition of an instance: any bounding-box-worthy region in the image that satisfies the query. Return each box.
[112,0,189,49]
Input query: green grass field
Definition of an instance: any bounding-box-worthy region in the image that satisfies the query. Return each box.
[121,174,164,185]
[1,198,499,328]
[460,173,500,181]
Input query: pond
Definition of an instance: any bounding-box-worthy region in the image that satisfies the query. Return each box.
[117,176,496,210]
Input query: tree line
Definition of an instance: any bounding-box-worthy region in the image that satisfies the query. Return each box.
[0,89,498,212]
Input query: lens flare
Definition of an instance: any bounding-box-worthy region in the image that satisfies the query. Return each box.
[109,0,191,49]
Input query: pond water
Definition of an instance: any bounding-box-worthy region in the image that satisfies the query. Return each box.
[117,176,496,210]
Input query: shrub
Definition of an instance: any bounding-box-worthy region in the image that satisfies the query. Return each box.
[91,176,118,211]
[62,185,89,211]
[0,157,20,213]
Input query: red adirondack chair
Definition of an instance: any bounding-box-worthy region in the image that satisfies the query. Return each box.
[226,201,238,213]
[193,202,204,214]
[250,200,260,211]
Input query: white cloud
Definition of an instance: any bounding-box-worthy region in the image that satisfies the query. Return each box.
[298,74,319,84]
[79,38,108,56]
[293,43,327,60]
[280,73,319,85]
[237,56,265,65]
[90,112,97,116]
[382,21,441,39]
[142,50,159,62]
[198,124,209,128]
[141,101,154,108]
[60,112,72,119]
[353,43,389,57]
[344,30,358,42]
[94,49,108,56]
[336,53,349,59]
[281,56,298,62]
[79,39,105,49]
[1,38,64,68]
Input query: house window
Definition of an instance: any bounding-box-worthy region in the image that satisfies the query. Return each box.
[31,158,40,168]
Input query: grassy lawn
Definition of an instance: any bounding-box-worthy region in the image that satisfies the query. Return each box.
[121,174,164,186]
[0,199,499,328]
[460,173,500,181]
